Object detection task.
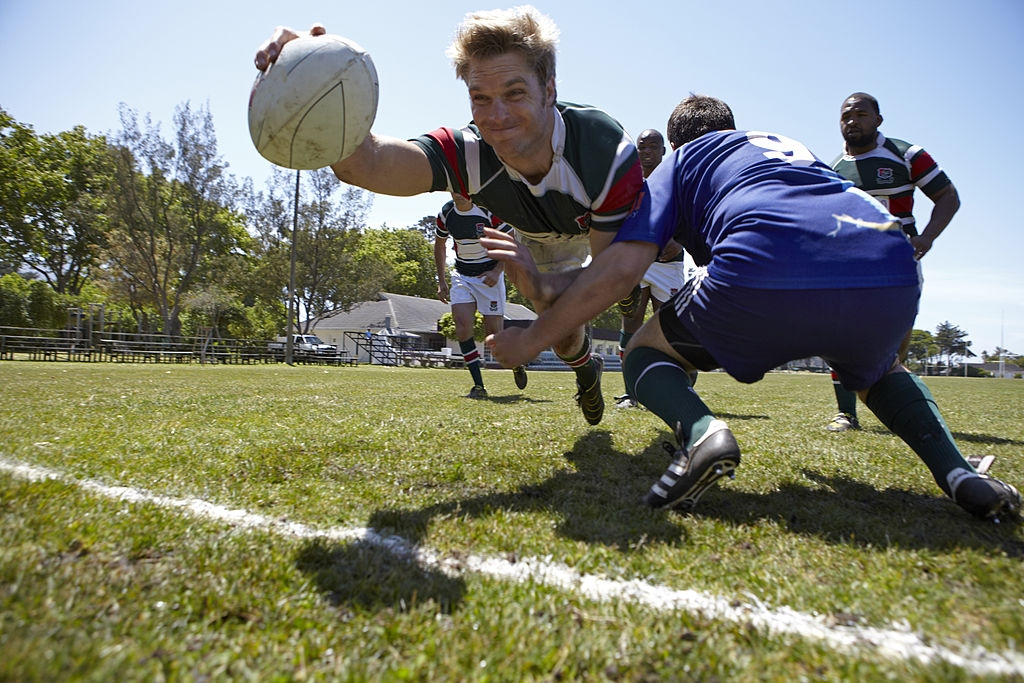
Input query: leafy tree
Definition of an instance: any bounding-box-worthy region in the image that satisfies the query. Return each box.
[0,110,113,295]
[438,310,486,341]
[244,169,385,335]
[0,273,32,327]
[934,320,971,371]
[293,170,378,330]
[904,328,939,373]
[102,102,244,339]
[409,215,436,239]
[354,227,437,299]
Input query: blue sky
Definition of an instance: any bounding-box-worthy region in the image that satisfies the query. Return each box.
[1,0,1022,357]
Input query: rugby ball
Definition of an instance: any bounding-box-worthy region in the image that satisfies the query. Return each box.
[248,34,379,170]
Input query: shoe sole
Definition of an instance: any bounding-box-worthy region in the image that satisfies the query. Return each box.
[645,429,740,511]
[513,368,528,390]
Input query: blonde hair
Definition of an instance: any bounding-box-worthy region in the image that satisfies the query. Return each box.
[446,5,559,87]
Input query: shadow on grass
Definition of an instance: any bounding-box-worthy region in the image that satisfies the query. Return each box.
[369,424,1023,559]
[482,393,553,406]
[301,430,1022,613]
[294,536,466,614]
[369,431,687,552]
[850,426,1021,448]
[691,469,1024,558]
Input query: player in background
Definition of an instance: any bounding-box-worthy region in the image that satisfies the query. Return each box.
[481,95,1018,523]
[823,92,961,432]
[255,6,643,426]
[614,129,688,409]
[435,192,526,398]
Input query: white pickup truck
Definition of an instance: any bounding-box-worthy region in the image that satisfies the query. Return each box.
[267,334,337,357]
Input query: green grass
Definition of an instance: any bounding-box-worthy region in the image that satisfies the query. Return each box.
[1,362,1022,681]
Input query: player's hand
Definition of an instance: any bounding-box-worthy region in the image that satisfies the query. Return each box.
[910,234,933,260]
[481,264,502,287]
[255,24,326,71]
[437,282,449,304]
[657,238,683,262]
[485,327,534,368]
[480,228,541,300]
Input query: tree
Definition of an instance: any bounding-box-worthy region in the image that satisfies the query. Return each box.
[244,169,386,335]
[905,328,939,374]
[293,170,379,330]
[438,310,486,341]
[0,110,114,295]
[102,102,244,339]
[933,321,971,372]
[353,227,437,299]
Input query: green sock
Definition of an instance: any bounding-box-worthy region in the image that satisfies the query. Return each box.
[865,372,974,496]
[624,346,715,449]
[619,330,634,395]
[832,373,858,417]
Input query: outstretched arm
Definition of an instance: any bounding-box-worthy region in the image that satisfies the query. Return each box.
[255,24,434,196]
[482,234,657,367]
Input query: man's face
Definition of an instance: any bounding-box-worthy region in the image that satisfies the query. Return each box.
[840,97,882,150]
[465,51,555,176]
[636,132,665,177]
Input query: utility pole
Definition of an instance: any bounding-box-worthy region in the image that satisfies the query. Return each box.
[286,169,300,366]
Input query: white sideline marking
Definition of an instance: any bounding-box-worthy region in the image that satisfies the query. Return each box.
[3,459,1022,676]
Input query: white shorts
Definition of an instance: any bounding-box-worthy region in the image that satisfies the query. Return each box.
[450,269,506,316]
[641,260,687,303]
[515,232,590,274]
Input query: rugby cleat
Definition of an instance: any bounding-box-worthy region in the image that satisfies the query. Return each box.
[615,395,640,409]
[574,355,605,425]
[953,474,1021,523]
[826,412,860,432]
[466,385,488,399]
[513,365,528,390]
[644,419,740,511]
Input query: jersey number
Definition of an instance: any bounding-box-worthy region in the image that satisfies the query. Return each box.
[747,132,816,166]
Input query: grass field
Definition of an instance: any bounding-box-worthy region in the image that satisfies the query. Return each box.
[1,362,1022,681]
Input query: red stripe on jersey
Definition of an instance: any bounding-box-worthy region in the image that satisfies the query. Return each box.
[595,159,644,216]
[909,150,937,183]
[888,195,914,218]
[426,127,469,196]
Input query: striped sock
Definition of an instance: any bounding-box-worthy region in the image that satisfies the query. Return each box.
[460,338,484,387]
[558,332,599,387]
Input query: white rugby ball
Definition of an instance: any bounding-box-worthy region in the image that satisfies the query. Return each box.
[248,34,379,170]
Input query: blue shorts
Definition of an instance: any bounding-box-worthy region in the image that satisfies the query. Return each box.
[658,268,921,390]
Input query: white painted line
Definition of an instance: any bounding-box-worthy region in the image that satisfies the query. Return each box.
[3,458,1022,676]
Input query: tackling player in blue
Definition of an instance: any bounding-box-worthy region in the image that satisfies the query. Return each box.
[482,95,1019,523]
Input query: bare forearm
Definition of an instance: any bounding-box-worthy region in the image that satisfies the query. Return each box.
[330,133,433,196]
[920,185,960,243]
[520,241,656,354]
[434,241,447,281]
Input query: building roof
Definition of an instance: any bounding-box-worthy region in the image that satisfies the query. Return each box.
[314,292,536,334]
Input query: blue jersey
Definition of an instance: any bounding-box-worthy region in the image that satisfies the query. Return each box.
[617,130,919,290]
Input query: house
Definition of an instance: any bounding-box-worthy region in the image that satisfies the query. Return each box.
[311,292,537,364]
